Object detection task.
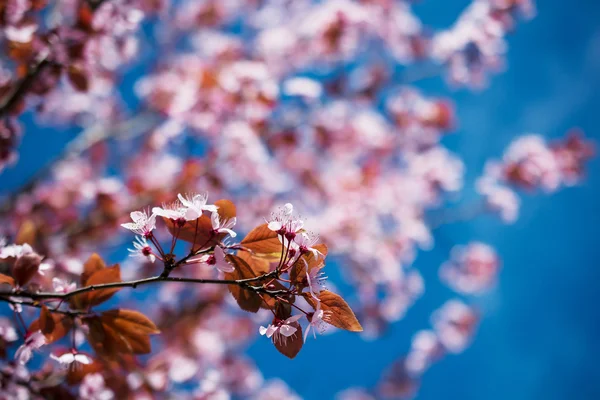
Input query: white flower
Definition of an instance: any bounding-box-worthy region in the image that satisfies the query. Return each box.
[177,193,218,220]
[207,246,234,273]
[304,301,329,342]
[14,330,46,365]
[38,261,54,276]
[211,212,237,238]
[51,352,93,366]
[267,203,303,233]
[127,236,156,263]
[294,232,323,258]
[80,373,114,400]
[189,246,234,273]
[121,209,156,236]
[0,243,34,259]
[259,314,303,341]
[0,318,17,342]
[52,277,76,293]
[305,262,327,298]
[152,202,187,220]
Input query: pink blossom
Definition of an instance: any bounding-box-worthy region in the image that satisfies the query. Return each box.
[14,330,46,365]
[177,193,218,220]
[0,318,17,342]
[191,246,234,273]
[267,203,303,234]
[120,209,156,236]
[50,351,93,367]
[259,315,303,341]
[211,211,237,238]
[432,300,479,353]
[79,372,115,400]
[294,232,324,259]
[304,301,329,342]
[305,261,328,299]
[52,277,77,293]
[440,242,500,294]
[127,236,156,264]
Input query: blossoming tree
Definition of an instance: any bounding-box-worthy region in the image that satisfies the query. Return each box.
[0,0,594,398]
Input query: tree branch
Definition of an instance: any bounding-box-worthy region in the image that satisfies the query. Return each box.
[0,270,283,303]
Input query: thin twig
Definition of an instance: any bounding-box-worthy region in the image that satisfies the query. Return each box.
[0,271,284,302]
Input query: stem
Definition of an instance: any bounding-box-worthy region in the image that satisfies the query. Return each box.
[0,271,286,302]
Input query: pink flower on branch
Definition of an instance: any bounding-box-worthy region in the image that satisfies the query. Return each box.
[14,330,46,365]
[120,209,156,237]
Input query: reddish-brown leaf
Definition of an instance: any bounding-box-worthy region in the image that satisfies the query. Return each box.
[0,273,15,287]
[224,255,265,313]
[237,250,270,276]
[72,264,122,310]
[67,359,103,385]
[290,243,328,284]
[240,223,282,257]
[273,322,303,359]
[162,215,217,250]
[215,199,236,220]
[30,306,73,344]
[85,264,122,307]
[100,309,158,355]
[13,252,41,286]
[81,253,106,286]
[15,219,36,246]
[100,309,160,336]
[67,65,89,92]
[306,290,363,332]
[84,309,159,358]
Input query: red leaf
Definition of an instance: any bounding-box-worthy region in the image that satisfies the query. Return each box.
[15,220,36,246]
[29,306,73,344]
[84,309,160,358]
[13,252,41,286]
[240,223,282,257]
[0,273,15,288]
[72,264,122,310]
[67,66,89,92]
[306,291,363,332]
[223,255,265,313]
[290,243,328,284]
[273,321,303,359]
[215,199,236,220]
[81,253,106,286]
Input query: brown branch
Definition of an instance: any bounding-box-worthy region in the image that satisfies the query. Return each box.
[0,270,282,303]
[0,51,52,118]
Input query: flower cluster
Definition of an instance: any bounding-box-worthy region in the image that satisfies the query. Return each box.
[477,132,594,222]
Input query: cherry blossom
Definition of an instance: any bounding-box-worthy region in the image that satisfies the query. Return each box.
[120,209,157,237]
[440,242,500,294]
[177,193,218,220]
[259,315,303,343]
[191,246,235,273]
[50,351,93,367]
[305,262,328,298]
[267,203,303,234]
[0,318,17,342]
[211,211,237,238]
[128,236,156,264]
[304,301,329,342]
[14,330,46,365]
[79,373,115,400]
[52,277,77,293]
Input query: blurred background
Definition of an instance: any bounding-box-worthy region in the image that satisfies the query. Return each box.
[1,0,599,399]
